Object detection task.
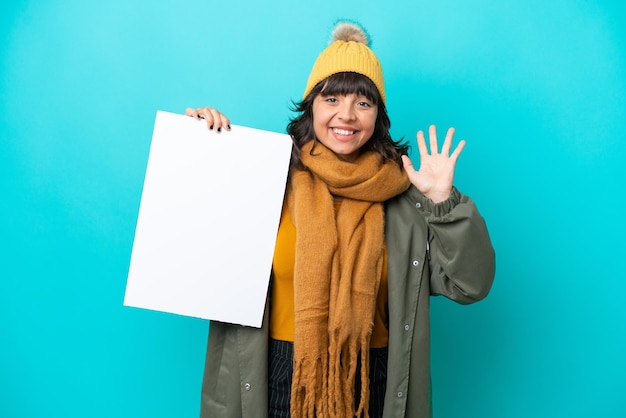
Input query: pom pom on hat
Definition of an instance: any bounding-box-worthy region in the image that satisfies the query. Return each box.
[331,21,370,45]
[303,20,386,103]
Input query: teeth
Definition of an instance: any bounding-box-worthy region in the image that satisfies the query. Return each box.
[333,128,355,135]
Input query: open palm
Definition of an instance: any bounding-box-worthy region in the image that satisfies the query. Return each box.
[401,125,465,204]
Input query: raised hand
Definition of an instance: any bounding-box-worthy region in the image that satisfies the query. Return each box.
[184,106,231,133]
[401,125,465,203]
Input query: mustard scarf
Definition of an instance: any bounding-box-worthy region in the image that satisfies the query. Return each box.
[288,141,410,418]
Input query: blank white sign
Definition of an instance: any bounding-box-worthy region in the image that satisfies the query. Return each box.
[124,110,292,327]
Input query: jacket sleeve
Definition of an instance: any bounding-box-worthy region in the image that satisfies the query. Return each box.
[409,185,496,304]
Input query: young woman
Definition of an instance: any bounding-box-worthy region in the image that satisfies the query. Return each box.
[186,21,495,418]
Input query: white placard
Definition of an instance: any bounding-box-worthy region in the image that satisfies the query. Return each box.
[124,110,292,327]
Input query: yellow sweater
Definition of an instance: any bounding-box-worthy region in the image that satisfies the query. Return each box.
[270,201,389,348]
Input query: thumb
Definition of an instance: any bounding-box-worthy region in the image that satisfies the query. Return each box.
[401,155,416,174]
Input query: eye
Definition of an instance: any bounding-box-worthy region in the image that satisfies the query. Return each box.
[324,97,338,103]
[357,101,373,108]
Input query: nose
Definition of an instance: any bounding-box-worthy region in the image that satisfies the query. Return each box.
[337,102,356,121]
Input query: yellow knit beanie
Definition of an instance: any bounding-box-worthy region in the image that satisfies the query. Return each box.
[303,21,386,103]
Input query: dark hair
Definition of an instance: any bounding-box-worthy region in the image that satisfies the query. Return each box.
[286,72,409,169]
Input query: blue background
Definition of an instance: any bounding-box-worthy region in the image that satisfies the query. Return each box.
[2,1,625,417]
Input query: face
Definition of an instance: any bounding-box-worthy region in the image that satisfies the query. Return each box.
[312,92,378,162]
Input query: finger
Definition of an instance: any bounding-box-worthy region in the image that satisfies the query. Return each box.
[450,139,466,163]
[441,127,455,156]
[207,108,226,132]
[219,114,232,131]
[401,155,416,174]
[197,107,216,130]
[429,125,438,154]
[211,109,231,132]
[185,107,200,118]
[416,130,428,157]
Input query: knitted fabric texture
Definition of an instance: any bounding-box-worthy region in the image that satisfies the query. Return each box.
[288,141,410,418]
[303,22,386,103]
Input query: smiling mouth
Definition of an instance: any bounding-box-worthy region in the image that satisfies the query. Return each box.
[333,128,356,135]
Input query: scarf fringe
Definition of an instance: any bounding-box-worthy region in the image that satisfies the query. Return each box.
[291,355,329,418]
[324,330,372,418]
